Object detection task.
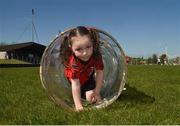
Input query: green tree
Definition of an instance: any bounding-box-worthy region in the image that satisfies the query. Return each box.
[152,54,158,64]
[160,54,167,64]
[147,57,152,64]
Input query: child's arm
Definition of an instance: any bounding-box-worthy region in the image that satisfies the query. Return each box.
[94,70,104,95]
[70,78,83,111]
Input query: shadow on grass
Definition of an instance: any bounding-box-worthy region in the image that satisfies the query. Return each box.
[0,64,40,68]
[118,84,155,104]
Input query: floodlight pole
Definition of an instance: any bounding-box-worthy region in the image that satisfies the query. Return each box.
[31,9,39,43]
[32,9,35,42]
[165,47,169,64]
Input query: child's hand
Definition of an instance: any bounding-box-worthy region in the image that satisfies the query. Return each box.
[75,106,84,112]
[94,93,101,103]
[91,91,101,103]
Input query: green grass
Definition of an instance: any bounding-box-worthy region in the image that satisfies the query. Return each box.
[0,59,31,64]
[0,65,179,124]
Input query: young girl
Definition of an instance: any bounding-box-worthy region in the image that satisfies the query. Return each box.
[60,26,104,111]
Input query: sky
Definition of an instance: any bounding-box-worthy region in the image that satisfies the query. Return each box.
[0,0,179,58]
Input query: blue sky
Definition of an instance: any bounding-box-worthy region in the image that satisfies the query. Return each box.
[0,0,179,58]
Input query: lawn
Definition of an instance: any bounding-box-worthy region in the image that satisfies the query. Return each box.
[0,59,30,64]
[0,65,179,124]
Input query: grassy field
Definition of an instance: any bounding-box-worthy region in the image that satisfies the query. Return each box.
[0,65,179,124]
[0,59,31,64]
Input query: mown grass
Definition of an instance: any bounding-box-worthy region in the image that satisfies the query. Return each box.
[0,65,179,124]
[0,59,30,64]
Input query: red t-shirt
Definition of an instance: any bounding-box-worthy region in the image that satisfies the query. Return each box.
[64,54,104,86]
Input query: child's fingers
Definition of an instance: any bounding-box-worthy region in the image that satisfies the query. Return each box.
[75,107,84,112]
[91,93,98,103]
[93,94,101,103]
[90,92,96,99]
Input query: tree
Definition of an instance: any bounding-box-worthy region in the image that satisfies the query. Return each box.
[152,54,158,64]
[147,57,152,64]
[160,54,167,64]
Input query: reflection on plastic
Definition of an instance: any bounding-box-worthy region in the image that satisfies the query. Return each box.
[40,27,127,110]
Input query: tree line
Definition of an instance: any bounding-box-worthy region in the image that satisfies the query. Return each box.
[127,54,168,65]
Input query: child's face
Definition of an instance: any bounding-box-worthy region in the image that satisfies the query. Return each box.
[70,35,93,61]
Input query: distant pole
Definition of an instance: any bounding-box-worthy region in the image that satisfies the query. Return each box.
[32,9,35,42]
[165,47,168,56]
[165,47,169,64]
[31,9,39,43]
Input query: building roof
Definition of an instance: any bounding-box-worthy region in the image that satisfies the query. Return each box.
[0,42,46,51]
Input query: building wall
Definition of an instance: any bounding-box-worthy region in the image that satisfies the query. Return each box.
[0,51,8,59]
